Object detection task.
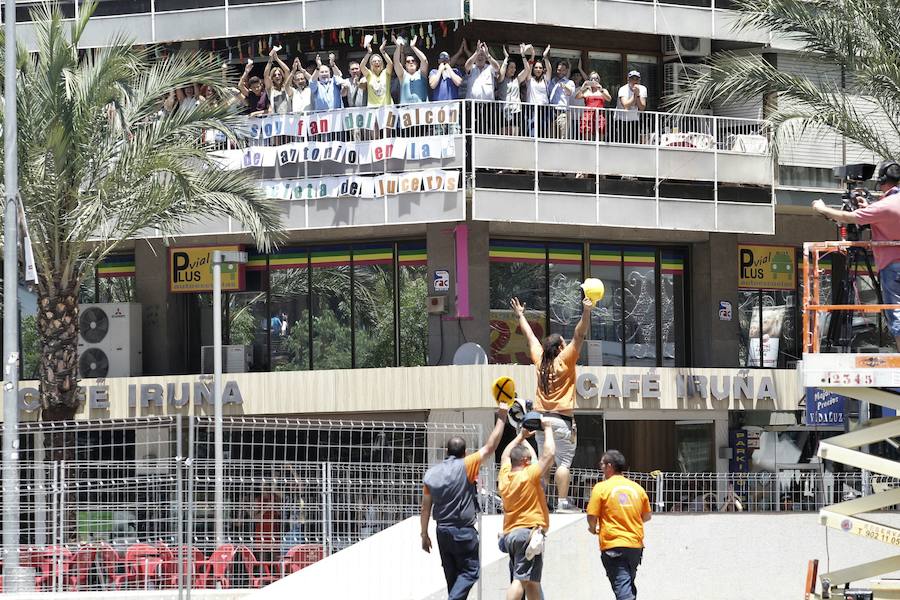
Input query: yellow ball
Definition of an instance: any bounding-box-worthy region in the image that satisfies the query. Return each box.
[492,376,516,406]
[581,278,605,302]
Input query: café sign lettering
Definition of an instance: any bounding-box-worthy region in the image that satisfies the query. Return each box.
[576,372,779,409]
[17,380,244,412]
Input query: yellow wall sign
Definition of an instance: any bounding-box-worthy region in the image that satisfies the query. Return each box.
[738,245,796,290]
[168,245,245,293]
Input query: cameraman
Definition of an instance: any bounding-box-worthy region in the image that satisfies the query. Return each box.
[812,161,900,350]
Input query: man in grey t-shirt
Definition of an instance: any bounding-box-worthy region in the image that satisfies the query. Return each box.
[421,405,509,599]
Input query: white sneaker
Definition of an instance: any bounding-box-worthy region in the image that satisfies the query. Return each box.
[556,498,581,513]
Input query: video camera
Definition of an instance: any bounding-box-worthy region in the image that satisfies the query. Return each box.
[833,163,876,241]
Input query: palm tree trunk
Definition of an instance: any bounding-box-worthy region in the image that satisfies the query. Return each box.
[37,280,80,422]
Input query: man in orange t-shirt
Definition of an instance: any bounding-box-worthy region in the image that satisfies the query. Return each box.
[586,450,651,600]
[511,295,594,512]
[498,419,555,600]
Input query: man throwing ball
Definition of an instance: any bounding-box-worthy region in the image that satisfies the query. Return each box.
[420,403,509,599]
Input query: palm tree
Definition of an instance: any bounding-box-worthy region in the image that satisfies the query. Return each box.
[668,0,900,161]
[2,1,281,420]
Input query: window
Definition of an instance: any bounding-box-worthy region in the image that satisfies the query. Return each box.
[95,255,137,303]
[738,290,798,367]
[210,241,429,373]
[398,242,428,367]
[353,244,395,369]
[489,241,550,364]
[310,246,353,370]
[491,240,689,366]
[590,244,689,367]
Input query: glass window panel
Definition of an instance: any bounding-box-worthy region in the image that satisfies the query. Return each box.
[661,249,687,366]
[587,51,622,98]
[399,242,428,367]
[354,245,395,369]
[311,247,352,370]
[270,262,310,372]
[489,241,547,364]
[548,244,583,340]
[623,248,657,366]
[227,291,269,372]
[676,422,715,472]
[98,277,136,303]
[589,245,624,366]
[626,54,659,110]
[738,290,762,367]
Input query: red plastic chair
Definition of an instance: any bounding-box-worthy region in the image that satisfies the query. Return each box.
[97,542,127,590]
[159,545,209,589]
[207,544,237,589]
[237,546,276,588]
[123,543,163,589]
[65,545,97,591]
[24,546,71,590]
[280,544,324,576]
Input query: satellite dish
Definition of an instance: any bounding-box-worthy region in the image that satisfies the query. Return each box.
[452,342,488,365]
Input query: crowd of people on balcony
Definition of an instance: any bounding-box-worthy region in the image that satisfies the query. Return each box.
[161,37,657,144]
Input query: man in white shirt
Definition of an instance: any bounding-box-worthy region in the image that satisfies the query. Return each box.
[465,40,501,134]
[549,60,576,139]
[615,70,647,144]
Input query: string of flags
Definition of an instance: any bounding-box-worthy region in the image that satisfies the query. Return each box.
[194,20,467,64]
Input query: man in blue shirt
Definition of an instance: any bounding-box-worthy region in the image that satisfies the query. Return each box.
[429,51,464,101]
[548,59,575,139]
[309,55,349,111]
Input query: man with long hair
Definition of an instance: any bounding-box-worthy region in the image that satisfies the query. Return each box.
[510,295,594,512]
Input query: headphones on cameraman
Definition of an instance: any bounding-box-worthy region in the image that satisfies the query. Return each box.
[877,161,900,185]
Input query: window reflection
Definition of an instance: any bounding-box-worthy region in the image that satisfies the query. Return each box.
[489,241,548,365]
[311,247,353,370]
[399,242,428,367]
[270,259,310,371]
[354,245,395,368]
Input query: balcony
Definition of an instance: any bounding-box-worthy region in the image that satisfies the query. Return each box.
[180,99,774,236]
[10,0,464,48]
[467,100,774,234]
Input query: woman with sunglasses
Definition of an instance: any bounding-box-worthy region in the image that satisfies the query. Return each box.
[393,34,429,104]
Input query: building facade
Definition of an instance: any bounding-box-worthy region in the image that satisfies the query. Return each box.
[9,0,879,478]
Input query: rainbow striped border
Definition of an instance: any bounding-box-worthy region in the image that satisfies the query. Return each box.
[310,246,352,268]
[548,244,582,266]
[489,241,546,264]
[589,245,622,268]
[97,254,135,278]
[661,251,685,275]
[399,241,427,266]
[246,251,267,271]
[623,247,656,268]
[268,247,309,271]
[354,244,394,266]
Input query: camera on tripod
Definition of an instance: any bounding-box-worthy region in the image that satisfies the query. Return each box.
[833,163,876,241]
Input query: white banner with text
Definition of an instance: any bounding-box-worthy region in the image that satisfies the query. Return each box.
[261,169,461,200]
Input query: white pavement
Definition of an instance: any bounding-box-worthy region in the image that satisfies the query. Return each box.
[247,512,900,600]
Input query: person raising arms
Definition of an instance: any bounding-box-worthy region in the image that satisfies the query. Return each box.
[510,294,594,512]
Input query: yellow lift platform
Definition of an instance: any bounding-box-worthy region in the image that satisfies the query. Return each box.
[802,241,900,600]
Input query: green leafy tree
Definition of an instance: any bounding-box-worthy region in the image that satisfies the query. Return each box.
[2,2,280,419]
[669,0,900,160]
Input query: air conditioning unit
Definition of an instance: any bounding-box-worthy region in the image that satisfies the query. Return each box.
[134,425,172,475]
[201,345,251,374]
[77,303,142,378]
[662,36,711,58]
[664,62,711,97]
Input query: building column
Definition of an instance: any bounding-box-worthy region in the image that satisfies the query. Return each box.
[692,234,739,367]
[135,240,189,375]
[426,221,490,366]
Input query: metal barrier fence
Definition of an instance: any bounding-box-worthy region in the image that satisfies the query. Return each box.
[4,415,891,592]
